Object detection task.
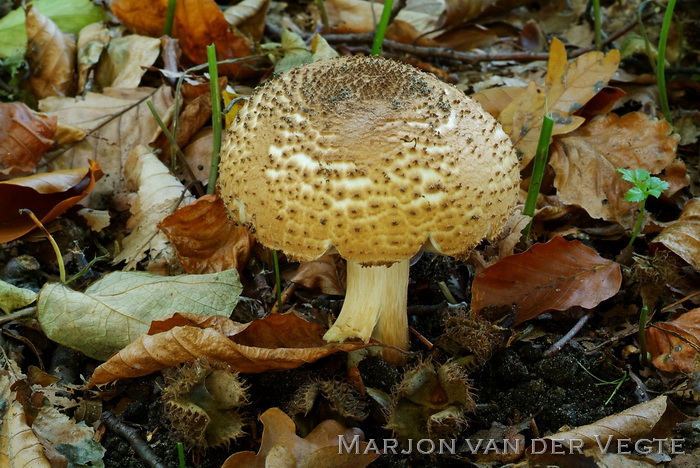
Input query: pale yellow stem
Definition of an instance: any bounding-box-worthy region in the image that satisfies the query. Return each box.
[323,259,409,364]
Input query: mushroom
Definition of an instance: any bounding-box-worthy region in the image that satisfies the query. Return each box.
[218,56,519,365]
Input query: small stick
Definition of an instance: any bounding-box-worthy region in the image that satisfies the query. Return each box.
[0,307,36,325]
[409,326,434,351]
[270,283,297,314]
[101,411,168,468]
[544,312,593,357]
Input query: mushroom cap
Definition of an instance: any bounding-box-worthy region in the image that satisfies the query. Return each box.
[218,56,519,265]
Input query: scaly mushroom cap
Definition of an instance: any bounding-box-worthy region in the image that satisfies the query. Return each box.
[218,56,519,265]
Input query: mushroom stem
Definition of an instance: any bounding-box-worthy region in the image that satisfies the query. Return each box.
[323,259,409,365]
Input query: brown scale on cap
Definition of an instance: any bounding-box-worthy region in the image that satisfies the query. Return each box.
[218,56,519,364]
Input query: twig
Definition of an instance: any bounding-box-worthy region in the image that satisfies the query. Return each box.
[544,312,593,357]
[101,411,168,468]
[409,326,434,351]
[0,307,36,325]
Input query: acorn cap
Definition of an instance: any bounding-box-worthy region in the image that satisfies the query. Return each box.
[218,56,519,265]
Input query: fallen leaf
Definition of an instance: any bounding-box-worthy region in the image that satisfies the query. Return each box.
[159,194,254,274]
[223,0,271,42]
[472,236,622,325]
[0,280,37,314]
[31,406,105,467]
[471,86,525,119]
[647,308,700,373]
[76,22,110,93]
[575,87,626,119]
[653,198,700,271]
[39,86,173,207]
[222,407,378,468]
[285,254,347,296]
[499,38,620,166]
[111,146,195,270]
[0,102,57,175]
[549,113,678,229]
[94,35,162,89]
[37,269,242,361]
[0,0,107,58]
[0,160,102,244]
[26,5,76,99]
[87,312,369,386]
[110,0,254,76]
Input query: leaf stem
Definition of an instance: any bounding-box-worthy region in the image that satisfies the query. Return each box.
[592,0,602,51]
[629,197,646,246]
[207,44,223,194]
[371,0,394,55]
[19,209,65,284]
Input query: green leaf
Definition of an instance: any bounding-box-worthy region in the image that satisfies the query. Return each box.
[0,0,108,58]
[647,177,670,198]
[624,186,646,202]
[37,269,242,360]
[0,280,37,314]
[616,168,635,183]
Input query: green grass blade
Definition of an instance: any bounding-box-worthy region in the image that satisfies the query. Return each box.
[207,44,223,194]
[371,0,394,56]
[657,0,676,123]
[521,115,555,239]
[164,0,177,36]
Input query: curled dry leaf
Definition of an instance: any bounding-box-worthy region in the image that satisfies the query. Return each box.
[110,0,254,76]
[223,0,270,42]
[159,194,254,274]
[222,407,378,468]
[26,5,76,99]
[550,112,678,229]
[653,198,700,271]
[499,38,620,167]
[76,22,110,93]
[0,102,57,175]
[39,86,173,206]
[37,269,242,361]
[87,312,369,387]
[0,160,102,244]
[285,253,347,296]
[471,236,622,325]
[646,308,700,374]
[94,35,162,89]
[471,86,525,119]
[112,146,195,270]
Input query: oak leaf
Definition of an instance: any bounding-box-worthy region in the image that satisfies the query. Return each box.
[0,102,57,175]
[87,312,369,386]
[471,236,622,325]
[222,407,378,468]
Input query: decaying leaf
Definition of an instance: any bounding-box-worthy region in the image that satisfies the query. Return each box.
[110,0,254,76]
[26,5,76,99]
[0,102,57,175]
[159,194,254,274]
[472,236,622,325]
[0,280,37,314]
[285,254,346,296]
[112,146,195,270]
[499,38,620,166]
[0,160,102,243]
[39,86,173,206]
[76,22,110,93]
[37,269,242,361]
[221,407,378,468]
[653,198,700,271]
[87,312,369,386]
[223,0,270,42]
[31,406,105,467]
[647,308,700,373]
[94,35,162,89]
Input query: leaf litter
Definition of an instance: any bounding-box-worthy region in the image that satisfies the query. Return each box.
[0,0,699,467]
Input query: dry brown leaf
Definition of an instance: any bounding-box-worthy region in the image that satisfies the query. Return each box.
[575,87,626,119]
[94,35,162,89]
[112,146,195,270]
[285,254,347,296]
[223,0,271,42]
[26,5,76,100]
[472,236,622,325]
[39,86,173,207]
[0,160,102,243]
[110,0,254,76]
[471,86,525,119]
[661,159,689,197]
[178,127,213,184]
[222,407,378,468]
[159,194,254,274]
[0,102,57,175]
[87,312,369,386]
[76,23,111,93]
[499,38,620,167]
[653,198,700,271]
[647,308,700,373]
[549,113,678,229]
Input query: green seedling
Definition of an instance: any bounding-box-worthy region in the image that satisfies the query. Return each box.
[617,168,669,246]
[207,43,223,194]
[592,0,602,51]
[521,114,554,240]
[576,360,627,405]
[657,0,676,123]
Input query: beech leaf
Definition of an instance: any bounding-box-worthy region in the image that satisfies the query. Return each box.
[37,269,242,361]
[646,308,700,373]
[222,407,378,468]
[87,312,369,386]
[471,236,622,325]
[0,102,57,175]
